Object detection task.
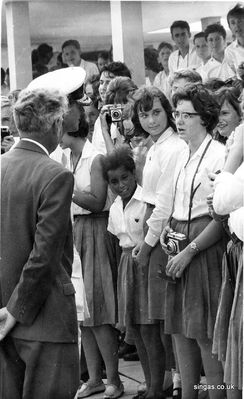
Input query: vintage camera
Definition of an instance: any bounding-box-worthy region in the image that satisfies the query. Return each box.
[107,104,123,122]
[1,126,10,141]
[165,231,188,256]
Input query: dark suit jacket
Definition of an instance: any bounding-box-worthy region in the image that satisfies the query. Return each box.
[0,140,78,343]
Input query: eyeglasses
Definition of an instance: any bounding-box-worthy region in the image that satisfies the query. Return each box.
[172,111,200,120]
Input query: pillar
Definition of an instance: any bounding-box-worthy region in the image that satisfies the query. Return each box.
[5,1,32,90]
[110,1,145,86]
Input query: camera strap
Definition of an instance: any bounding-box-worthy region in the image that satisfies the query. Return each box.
[169,138,212,242]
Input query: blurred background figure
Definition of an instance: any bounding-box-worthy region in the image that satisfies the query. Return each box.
[62,39,99,81]
[154,42,173,100]
[144,47,161,86]
[225,3,244,79]
[97,51,111,72]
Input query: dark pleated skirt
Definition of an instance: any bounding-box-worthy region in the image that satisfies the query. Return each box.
[74,213,116,327]
[212,240,242,362]
[164,216,225,340]
[224,244,243,389]
[118,248,153,326]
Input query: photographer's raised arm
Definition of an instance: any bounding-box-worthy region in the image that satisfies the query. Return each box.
[100,106,116,154]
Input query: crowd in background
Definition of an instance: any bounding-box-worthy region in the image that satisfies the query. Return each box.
[1,3,244,399]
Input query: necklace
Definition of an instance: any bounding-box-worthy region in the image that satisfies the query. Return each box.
[71,151,82,174]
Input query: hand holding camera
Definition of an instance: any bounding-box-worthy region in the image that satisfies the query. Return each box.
[1,126,14,154]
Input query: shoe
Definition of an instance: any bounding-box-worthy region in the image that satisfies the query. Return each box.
[173,387,182,399]
[118,342,136,358]
[137,382,147,394]
[103,383,124,399]
[123,351,139,361]
[75,381,105,398]
[163,384,173,397]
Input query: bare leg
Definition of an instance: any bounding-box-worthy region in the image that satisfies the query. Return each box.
[131,324,151,391]
[198,338,225,399]
[80,326,103,383]
[140,324,165,398]
[173,334,201,399]
[92,324,120,386]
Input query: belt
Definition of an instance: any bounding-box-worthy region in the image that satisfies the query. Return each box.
[73,211,109,219]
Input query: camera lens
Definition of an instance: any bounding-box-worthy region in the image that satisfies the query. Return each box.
[166,240,176,255]
[112,111,120,119]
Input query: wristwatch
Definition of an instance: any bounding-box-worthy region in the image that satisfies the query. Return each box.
[189,241,200,253]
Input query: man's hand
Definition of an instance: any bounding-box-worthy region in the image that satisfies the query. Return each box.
[0,307,16,341]
[134,241,152,269]
[1,135,15,153]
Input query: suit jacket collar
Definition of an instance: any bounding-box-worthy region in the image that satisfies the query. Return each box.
[15,139,49,156]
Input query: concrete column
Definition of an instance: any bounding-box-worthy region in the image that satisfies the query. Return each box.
[201,16,221,31]
[5,1,32,90]
[110,1,145,86]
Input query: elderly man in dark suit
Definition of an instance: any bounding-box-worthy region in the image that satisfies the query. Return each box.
[0,87,79,399]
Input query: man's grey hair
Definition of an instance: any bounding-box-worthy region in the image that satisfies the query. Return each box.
[13,88,68,137]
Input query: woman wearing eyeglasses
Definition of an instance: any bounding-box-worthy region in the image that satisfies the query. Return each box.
[160,84,226,399]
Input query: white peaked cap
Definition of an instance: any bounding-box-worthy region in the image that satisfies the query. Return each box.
[27,67,86,95]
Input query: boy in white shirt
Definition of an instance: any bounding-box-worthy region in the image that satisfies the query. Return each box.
[225,3,244,79]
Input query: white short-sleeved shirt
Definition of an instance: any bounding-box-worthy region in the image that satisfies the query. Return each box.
[107,185,146,248]
[80,59,99,81]
[172,135,225,221]
[213,150,244,243]
[168,44,201,76]
[141,127,187,246]
[197,57,236,83]
[225,40,244,77]
[153,70,171,101]
[91,117,125,155]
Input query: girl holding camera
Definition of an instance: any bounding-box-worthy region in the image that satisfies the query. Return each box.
[160,84,226,399]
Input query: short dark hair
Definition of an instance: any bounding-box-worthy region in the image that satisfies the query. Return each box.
[105,77,137,105]
[205,24,226,40]
[193,32,206,43]
[227,3,244,25]
[172,84,220,133]
[66,107,89,138]
[103,145,135,181]
[98,51,110,61]
[144,48,161,73]
[214,86,242,119]
[37,43,53,57]
[158,41,173,52]
[100,61,131,79]
[204,78,226,92]
[172,69,202,84]
[132,86,176,132]
[170,20,190,36]
[62,40,81,51]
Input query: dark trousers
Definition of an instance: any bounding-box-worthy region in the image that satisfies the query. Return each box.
[0,335,80,399]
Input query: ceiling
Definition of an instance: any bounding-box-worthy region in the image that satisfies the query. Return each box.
[1,1,236,54]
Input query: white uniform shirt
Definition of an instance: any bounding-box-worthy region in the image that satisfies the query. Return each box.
[79,59,99,81]
[172,135,225,221]
[213,163,244,242]
[225,40,244,77]
[153,70,171,101]
[108,185,146,248]
[142,127,187,246]
[168,44,201,75]
[92,117,125,155]
[198,57,235,83]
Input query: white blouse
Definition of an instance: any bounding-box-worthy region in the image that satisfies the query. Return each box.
[141,127,187,246]
[172,134,225,221]
[107,185,146,248]
[213,163,244,242]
